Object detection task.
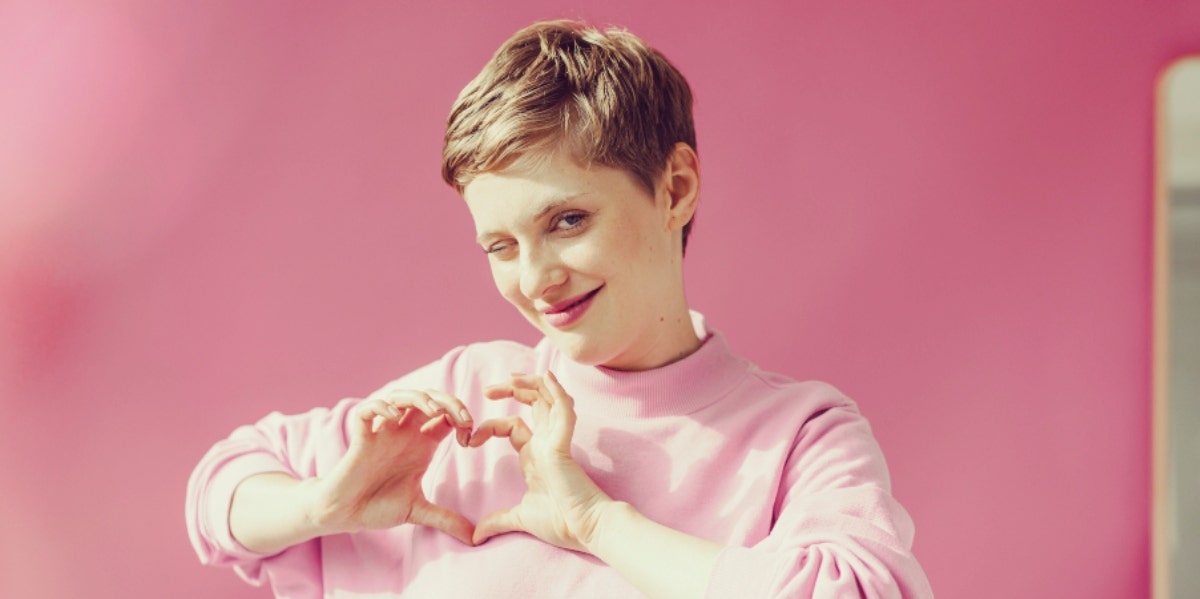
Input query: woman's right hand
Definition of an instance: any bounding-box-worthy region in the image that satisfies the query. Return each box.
[304,388,476,545]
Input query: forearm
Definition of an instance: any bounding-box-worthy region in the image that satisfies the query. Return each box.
[229,472,327,555]
[587,501,723,599]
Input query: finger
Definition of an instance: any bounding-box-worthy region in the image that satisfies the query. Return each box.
[379,389,442,421]
[483,383,514,400]
[423,389,473,428]
[540,372,576,446]
[355,398,402,422]
[418,413,452,435]
[543,371,575,411]
[508,373,543,391]
[353,400,405,437]
[513,388,541,405]
[484,383,540,406]
[468,417,533,451]
[409,498,476,546]
[512,374,555,407]
[531,396,550,428]
[468,418,529,450]
[419,389,473,448]
[472,505,522,545]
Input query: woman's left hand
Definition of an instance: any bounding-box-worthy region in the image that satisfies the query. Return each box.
[468,371,613,553]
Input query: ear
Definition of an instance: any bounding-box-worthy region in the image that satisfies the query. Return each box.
[659,142,700,232]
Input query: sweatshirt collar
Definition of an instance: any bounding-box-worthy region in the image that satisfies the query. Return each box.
[542,312,748,418]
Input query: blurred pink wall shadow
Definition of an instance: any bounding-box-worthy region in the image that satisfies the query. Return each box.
[2,2,1198,597]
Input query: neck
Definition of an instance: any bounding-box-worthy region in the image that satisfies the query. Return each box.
[602,304,703,372]
[550,311,746,418]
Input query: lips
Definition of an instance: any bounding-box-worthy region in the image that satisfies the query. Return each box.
[541,286,602,328]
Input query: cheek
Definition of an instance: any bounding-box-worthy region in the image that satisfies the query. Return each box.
[559,241,613,278]
[581,216,647,267]
[605,219,662,268]
[490,264,523,305]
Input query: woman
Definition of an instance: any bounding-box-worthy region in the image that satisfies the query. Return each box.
[187,20,933,598]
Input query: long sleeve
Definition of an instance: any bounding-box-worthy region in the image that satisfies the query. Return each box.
[184,397,358,588]
[184,315,933,597]
[704,404,934,599]
[184,355,455,591]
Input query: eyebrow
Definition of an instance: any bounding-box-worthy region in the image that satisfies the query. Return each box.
[473,197,577,245]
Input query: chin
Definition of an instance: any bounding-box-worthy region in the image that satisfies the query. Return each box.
[520,308,626,367]
[545,329,618,367]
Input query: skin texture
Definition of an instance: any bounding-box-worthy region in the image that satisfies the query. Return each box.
[463,145,702,371]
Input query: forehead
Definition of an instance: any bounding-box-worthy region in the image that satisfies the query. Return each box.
[463,152,624,229]
[465,149,587,198]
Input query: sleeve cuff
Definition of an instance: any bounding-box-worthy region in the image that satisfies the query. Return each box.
[204,453,293,560]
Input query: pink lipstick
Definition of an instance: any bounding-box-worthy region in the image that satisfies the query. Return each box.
[542,286,602,328]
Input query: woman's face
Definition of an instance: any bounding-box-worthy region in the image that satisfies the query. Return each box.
[463,149,698,370]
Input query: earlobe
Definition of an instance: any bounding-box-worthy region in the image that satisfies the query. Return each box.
[664,142,700,231]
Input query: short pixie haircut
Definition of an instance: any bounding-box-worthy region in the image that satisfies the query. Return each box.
[442,20,697,251]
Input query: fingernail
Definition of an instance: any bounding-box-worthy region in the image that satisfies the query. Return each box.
[459,408,471,422]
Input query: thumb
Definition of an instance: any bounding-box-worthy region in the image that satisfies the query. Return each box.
[472,506,522,546]
[409,498,475,546]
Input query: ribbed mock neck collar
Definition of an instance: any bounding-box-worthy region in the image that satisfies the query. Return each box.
[541,312,749,418]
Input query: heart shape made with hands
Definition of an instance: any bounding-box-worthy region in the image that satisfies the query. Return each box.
[350,372,608,551]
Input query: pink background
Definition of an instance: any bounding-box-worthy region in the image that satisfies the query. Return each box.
[2,1,1198,597]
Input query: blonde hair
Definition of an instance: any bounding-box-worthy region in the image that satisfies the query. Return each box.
[442,20,697,250]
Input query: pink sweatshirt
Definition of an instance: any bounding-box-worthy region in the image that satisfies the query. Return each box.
[186,315,933,598]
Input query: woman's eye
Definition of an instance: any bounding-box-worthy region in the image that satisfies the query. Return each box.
[485,241,515,257]
[553,212,588,231]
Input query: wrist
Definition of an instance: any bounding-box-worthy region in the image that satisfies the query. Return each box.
[229,472,335,555]
[582,499,636,557]
[299,477,348,538]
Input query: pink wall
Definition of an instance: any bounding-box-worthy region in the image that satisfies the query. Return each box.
[2,1,1197,597]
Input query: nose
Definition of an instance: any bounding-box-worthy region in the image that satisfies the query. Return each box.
[519,245,568,301]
